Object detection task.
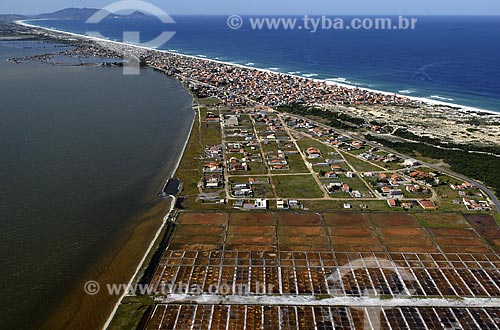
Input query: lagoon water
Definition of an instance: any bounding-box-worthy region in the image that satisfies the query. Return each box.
[31,15,500,111]
[2,14,500,328]
[0,43,194,328]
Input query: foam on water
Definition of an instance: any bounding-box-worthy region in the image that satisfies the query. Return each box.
[430,95,454,101]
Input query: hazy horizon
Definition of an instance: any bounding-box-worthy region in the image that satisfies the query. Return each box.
[2,0,500,16]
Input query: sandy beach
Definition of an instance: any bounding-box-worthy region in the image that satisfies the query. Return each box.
[7,19,499,329]
[16,19,499,116]
[16,18,500,150]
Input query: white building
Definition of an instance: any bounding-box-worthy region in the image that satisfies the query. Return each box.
[276,200,289,210]
[403,159,419,167]
[255,199,268,209]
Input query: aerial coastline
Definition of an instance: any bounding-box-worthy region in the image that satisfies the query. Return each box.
[16,19,500,116]
[3,16,500,328]
[102,95,197,329]
[9,19,500,194]
[0,21,197,330]
[15,19,500,149]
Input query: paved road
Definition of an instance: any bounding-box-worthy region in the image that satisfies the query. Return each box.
[285,111,500,213]
[364,140,500,213]
[179,75,500,213]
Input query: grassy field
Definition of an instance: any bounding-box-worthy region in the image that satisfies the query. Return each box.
[342,177,372,192]
[108,296,154,330]
[197,97,221,105]
[283,153,310,174]
[230,176,268,184]
[253,124,273,134]
[402,189,433,199]
[347,147,369,155]
[377,161,406,171]
[261,141,283,153]
[340,151,385,172]
[494,212,500,226]
[229,176,275,198]
[414,152,450,168]
[174,112,202,207]
[296,139,337,160]
[200,122,222,146]
[313,164,336,174]
[230,161,268,175]
[274,175,323,198]
[432,177,471,212]
[302,200,393,212]
[413,213,471,228]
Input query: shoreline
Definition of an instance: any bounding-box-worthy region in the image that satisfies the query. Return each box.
[9,19,499,328]
[16,19,499,116]
[37,79,195,329]
[101,198,174,330]
[4,20,198,330]
[1,31,198,329]
[102,88,196,329]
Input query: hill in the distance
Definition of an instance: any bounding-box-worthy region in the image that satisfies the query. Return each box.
[36,8,152,20]
[0,8,153,21]
[0,8,155,22]
[0,14,27,21]
[36,8,99,20]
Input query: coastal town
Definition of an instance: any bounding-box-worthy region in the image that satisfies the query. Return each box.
[7,21,500,149]
[2,20,500,330]
[182,104,493,213]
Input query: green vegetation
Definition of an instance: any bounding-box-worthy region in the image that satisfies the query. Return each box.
[196,97,221,105]
[237,161,268,175]
[200,122,222,145]
[276,103,364,129]
[493,212,500,226]
[414,213,471,228]
[313,165,335,173]
[340,151,384,172]
[393,128,500,156]
[175,113,202,204]
[366,134,500,198]
[261,141,282,153]
[107,296,154,330]
[413,152,448,167]
[274,175,323,198]
[284,153,311,173]
[302,200,392,212]
[296,139,338,160]
[341,177,372,192]
[378,161,406,171]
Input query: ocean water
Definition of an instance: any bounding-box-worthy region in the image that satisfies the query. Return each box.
[0,43,194,328]
[30,15,500,112]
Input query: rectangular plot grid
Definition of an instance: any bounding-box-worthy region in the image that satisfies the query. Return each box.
[150,251,500,299]
[146,305,500,330]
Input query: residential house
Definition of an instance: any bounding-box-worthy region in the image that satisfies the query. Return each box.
[306,147,322,159]
[403,159,420,167]
[255,199,268,209]
[387,199,397,208]
[277,200,289,210]
[419,200,437,210]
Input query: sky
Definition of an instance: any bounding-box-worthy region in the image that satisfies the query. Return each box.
[2,0,500,16]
